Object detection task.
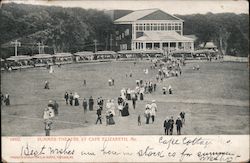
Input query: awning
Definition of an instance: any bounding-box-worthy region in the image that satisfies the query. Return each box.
[74,51,94,56]
[117,50,142,54]
[32,54,53,59]
[53,53,72,57]
[95,51,117,55]
[141,49,163,54]
[6,55,32,61]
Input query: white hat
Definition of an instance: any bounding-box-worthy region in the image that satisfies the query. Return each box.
[152,100,156,102]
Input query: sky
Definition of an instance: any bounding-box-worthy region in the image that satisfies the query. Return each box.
[1,0,249,15]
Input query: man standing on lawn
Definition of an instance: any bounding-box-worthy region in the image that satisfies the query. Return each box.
[89,96,94,111]
[150,100,157,123]
[69,93,74,106]
[96,106,102,124]
[64,92,69,105]
[169,116,174,135]
[176,116,183,135]
[164,117,171,135]
[131,92,137,109]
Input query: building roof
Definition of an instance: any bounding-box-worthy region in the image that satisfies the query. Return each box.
[6,55,32,61]
[184,35,197,41]
[135,31,194,42]
[32,54,52,59]
[74,51,94,56]
[118,50,142,54]
[114,9,182,24]
[53,53,72,57]
[95,51,117,55]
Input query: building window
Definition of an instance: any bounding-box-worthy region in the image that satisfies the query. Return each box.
[171,23,175,30]
[175,23,178,31]
[167,23,171,30]
[146,24,150,30]
[164,23,168,31]
[153,23,157,30]
[143,24,146,31]
[138,24,143,31]
[161,23,164,30]
[157,23,161,30]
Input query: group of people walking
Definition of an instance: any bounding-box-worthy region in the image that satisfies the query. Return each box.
[163,112,185,135]
[64,92,79,106]
[154,58,183,82]
[64,92,95,110]
[143,100,158,124]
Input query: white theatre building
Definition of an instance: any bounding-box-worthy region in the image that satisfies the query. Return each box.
[113,9,194,53]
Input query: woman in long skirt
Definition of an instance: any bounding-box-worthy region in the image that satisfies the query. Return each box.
[74,92,80,106]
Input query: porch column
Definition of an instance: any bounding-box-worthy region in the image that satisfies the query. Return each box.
[131,41,135,50]
[152,42,154,50]
[143,42,146,50]
[183,42,186,50]
[132,23,136,40]
[160,42,163,50]
[191,42,194,51]
[168,42,170,54]
[176,42,178,50]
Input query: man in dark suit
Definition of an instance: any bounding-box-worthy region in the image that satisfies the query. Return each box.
[96,107,102,124]
[169,116,174,135]
[176,116,183,135]
[89,96,94,111]
[163,117,171,135]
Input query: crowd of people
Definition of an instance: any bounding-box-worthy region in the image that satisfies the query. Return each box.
[40,57,188,136]
[3,55,191,136]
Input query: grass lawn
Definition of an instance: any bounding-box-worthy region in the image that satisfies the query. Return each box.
[1,60,249,136]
